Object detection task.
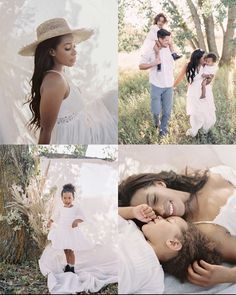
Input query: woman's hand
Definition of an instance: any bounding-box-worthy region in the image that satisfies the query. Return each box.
[72,218,84,228]
[132,204,156,223]
[188,260,235,286]
[173,63,188,87]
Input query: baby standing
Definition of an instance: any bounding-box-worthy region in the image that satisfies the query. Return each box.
[48,183,87,273]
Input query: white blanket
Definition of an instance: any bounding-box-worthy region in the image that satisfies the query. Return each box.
[39,244,118,294]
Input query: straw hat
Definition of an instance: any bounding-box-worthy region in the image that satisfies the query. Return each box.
[18,18,94,56]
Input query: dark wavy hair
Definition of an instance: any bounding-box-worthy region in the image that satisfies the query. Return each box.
[119,169,209,220]
[61,183,76,198]
[153,13,167,25]
[162,223,222,282]
[27,35,63,130]
[186,49,205,84]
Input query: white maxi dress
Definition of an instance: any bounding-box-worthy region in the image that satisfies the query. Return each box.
[49,70,117,144]
[186,66,216,136]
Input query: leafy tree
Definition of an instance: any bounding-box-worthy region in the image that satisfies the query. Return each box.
[119,0,236,65]
[0,145,38,263]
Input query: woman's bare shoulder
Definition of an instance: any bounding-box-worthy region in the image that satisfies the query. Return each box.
[40,72,67,96]
[42,72,67,87]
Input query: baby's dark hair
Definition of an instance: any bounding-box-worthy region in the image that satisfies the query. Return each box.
[205,52,217,63]
[157,29,171,39]
[154,13,168,25]
[61,183,75,198]
[162,223,222,282]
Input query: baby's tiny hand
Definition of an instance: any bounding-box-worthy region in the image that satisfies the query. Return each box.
[133,204,156,223]
[72,220,78,228]
[72,219,84,228]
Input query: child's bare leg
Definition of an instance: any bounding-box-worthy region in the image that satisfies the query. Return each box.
[68,250,75,265]
[64,249,70,264]
[154,42,161,71]
[169,42,174,53]
[169,37,182,60]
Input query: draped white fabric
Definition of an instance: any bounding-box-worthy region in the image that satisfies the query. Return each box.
[0,0,118,143]
[38,157,118,293]
[119,145,236,180]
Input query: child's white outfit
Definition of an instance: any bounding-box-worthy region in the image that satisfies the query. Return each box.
[186,65,217,137]
[202,64,217,76]
[48,205,89,250]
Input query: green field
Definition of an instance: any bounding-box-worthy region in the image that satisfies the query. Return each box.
[119,62,236,144]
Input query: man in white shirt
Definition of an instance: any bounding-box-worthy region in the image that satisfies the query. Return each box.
[139,29,174,136]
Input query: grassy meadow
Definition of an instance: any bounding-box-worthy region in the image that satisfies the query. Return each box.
[119,58,236,144]
[0,260,117,294]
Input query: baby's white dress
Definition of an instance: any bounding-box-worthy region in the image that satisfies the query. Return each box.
[186,66,216,136]
[48,205,90,251]
[48,70,117,144]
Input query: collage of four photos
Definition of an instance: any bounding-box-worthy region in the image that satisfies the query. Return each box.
[0,0,236,294]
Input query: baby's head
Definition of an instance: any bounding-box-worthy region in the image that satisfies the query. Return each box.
[61,183,75,207]
[204,52,217,66]
[154,13,167,29]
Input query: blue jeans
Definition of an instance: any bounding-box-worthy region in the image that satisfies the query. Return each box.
[150,84,173,134]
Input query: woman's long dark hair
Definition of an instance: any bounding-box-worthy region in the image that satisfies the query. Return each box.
[186,49,205,84]
[27,36,62,130]
[119,169,209,220]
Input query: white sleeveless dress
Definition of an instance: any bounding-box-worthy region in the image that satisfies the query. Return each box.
[48,70,117,144]
[186,66,216,136]
[48,205,92,251]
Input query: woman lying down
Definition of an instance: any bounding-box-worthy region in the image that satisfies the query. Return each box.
[118,205,222,294]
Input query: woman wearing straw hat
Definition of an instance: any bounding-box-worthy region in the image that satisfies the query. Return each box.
[19,18,117,144]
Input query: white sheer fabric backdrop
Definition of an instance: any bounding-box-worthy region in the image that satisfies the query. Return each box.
[0,0,118,143]
[39,158,118,293]
[119,145,236,180]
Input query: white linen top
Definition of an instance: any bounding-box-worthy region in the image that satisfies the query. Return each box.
[119,216,164,294]
[140,47,174,88]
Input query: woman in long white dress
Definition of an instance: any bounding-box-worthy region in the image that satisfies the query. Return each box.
[18,18,117,144]
[174,49,216,137]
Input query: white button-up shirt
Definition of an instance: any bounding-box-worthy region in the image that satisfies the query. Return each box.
[140,46,174,88]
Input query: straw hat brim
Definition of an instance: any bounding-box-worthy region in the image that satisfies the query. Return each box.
[18,28,94,56]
